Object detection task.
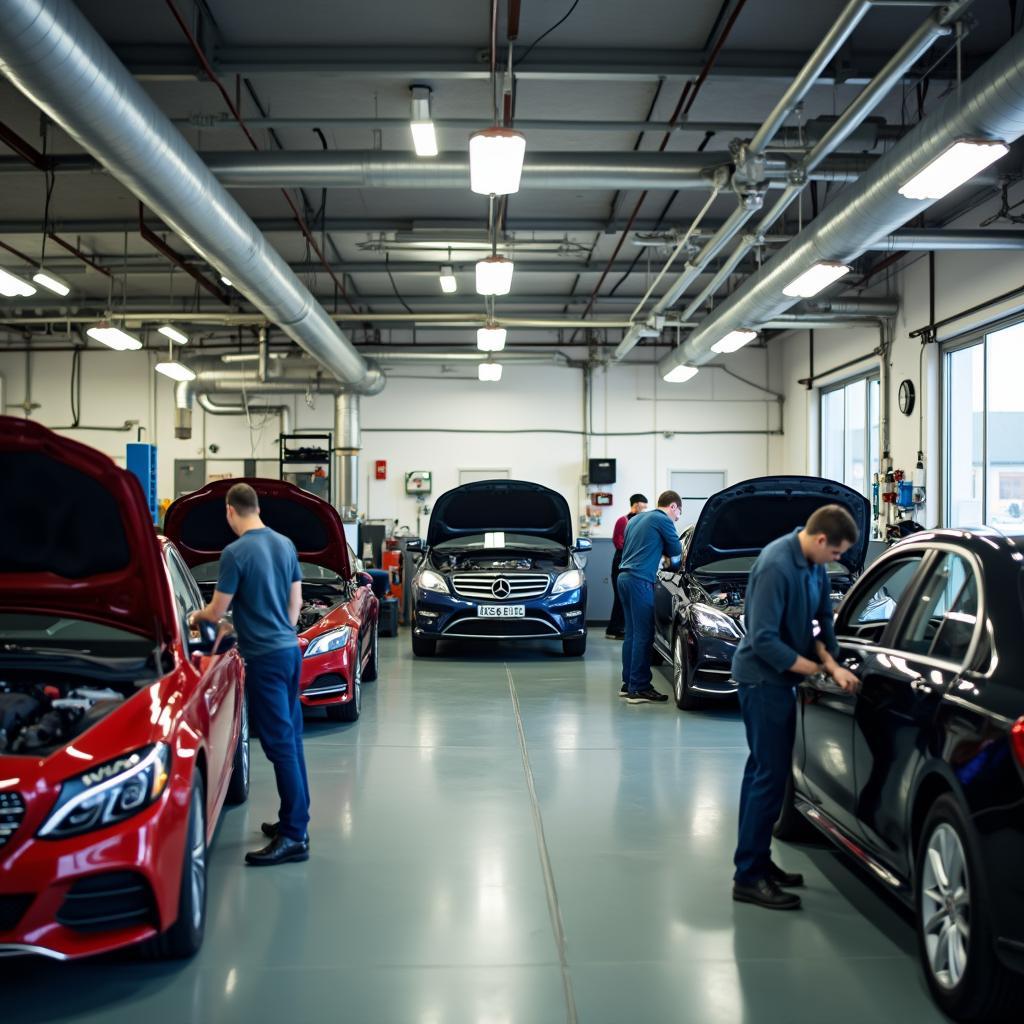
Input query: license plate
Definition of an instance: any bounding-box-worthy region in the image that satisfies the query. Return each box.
[477,605,526,617]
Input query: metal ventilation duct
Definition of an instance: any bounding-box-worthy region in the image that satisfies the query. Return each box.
[659,25,1024,376]
[0,0,373,392]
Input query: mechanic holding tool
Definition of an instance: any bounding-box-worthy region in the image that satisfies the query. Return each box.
[606,492,648,640]
[730,504,860,910]
[616,490,683,703]
[191,482,311,867]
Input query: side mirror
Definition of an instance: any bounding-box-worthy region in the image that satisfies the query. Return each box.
[356,570,374,589]
[193,618,237,656]
[364,568,391,599]
[573,538,593,552]
[405,538,423,552]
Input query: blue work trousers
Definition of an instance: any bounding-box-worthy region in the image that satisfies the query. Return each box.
[733,681,797,884]
[617,572,656,693]
[245,645,310,841]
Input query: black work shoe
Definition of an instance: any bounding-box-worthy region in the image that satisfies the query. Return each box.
[261,821,310,844]
[619,683,629,697]
[605,632,625,640]
[625,687,669,704]
[767,861,804,888]
[245,834,310,866]
[733,877,802,910]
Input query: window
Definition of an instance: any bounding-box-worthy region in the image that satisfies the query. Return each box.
[945,321,1024,526]
[838,555,925,640]
[669,470,726,529]
[897,552,978,664]
[821,375,880,499]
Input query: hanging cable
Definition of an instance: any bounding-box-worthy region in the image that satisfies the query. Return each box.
[385,253,415,315]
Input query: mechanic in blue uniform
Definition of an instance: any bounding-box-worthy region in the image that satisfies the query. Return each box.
[731,504,860,910]
[191,482,311,866]
[616,489,683,703]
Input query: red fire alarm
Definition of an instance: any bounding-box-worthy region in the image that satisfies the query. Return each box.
[374,459,387,480]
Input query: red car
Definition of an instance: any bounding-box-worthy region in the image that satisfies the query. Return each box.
[0,417,248,961]
[164,478,380,723]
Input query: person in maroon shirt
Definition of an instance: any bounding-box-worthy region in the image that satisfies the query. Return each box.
[605,493,648,639]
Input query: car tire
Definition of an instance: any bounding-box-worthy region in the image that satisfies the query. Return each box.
[224,695,250,805]
[772,764,817,842]
[672,631,701,710]
[914,794,1022,1022]
[563,635,587,657]
[154,776,207,959]
[363,620,380,682]
[327,648,362,723]
[412,634,437,657]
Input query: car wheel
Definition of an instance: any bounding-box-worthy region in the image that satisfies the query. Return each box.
[363,620,380,682]
[412,634,437,657]
[154,776,207,959]
[915,794,1022,1021]
[327,645,362,723]
[563,635,587,657]
[672,631,700,710]
[225,695,250,805]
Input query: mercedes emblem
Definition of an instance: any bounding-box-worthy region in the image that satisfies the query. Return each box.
[491,577,512,599]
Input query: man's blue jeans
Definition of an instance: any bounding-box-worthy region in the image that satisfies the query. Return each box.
[617,571,656,693]
[245,645,310,841]
[733,681,797,884]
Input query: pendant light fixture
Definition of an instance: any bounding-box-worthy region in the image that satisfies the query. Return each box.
[477,323,507,352]
[475,255,514,296]
[469,127,526,196]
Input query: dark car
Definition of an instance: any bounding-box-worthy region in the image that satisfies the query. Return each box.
[653,476,870,710]
[774,527,1024,1022]
[408,479,591,657]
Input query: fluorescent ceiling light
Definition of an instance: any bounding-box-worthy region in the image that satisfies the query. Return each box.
[154,360,196,382]
[475,255,514,296]
[0,267,37,298]
[663,364,699,384]
[86,325,142,351]
[898,139,1009,201]
[710,328,758,354]
[158,324,190,345]
[782,261,851,298]
[477,325,507,351]
[410,121,438,158]
[31,270,70,297]
[439,264,457,293]
[469,127,526,196]
[478,361,503,382]
[220,275,233,287]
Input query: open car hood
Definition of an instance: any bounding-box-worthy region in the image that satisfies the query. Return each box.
[426,479,574,549]
[164,477,351,577]
[0,416,177,643]
[685,475,871,574]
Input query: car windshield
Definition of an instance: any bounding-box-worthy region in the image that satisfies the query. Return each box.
[434,533,566,553]
[191,560,343,584]
[693,556,848,574]
[0,612,154,658]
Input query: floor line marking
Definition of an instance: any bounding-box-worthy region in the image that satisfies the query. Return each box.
[505,662,579,1024]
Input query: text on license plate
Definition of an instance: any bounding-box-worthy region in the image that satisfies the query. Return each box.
[477,605,526,617]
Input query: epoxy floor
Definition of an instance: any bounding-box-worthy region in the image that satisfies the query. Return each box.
[3,635,950,1024]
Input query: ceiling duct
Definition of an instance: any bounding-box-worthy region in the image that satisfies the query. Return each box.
[0,0,374,392]
[660,23,1024,376]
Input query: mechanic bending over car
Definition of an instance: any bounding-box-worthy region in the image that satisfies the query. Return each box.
[617,490,683,703]
[191,482,312,867]
[731,504,860,911]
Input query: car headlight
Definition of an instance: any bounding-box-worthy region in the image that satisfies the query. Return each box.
[38,743,171,839]
[304,626,351,658]
[416,570,449,594]
[691,603,742,640]
[551,569,582,595]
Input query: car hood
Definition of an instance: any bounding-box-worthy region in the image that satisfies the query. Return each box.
[685,475,871,574]
[164,477,351,576]
[0,416,177,644]
[426,479,574,549]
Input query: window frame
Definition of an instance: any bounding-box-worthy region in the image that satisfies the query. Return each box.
[819,370,880,499]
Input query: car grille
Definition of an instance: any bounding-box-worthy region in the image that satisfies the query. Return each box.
[0,792,25,851]
[443,617,560,638]
[451,572,550,600]
[56,871,157,933]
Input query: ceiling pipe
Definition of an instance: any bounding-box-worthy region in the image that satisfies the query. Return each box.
[0,0,373,392]
[660,22,1024,377]
[196,393,291,435]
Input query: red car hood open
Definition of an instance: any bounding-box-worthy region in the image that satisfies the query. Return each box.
[0,416,177,644]
[164,477,351,577]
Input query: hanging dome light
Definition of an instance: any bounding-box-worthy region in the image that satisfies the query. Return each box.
[469,127,526,196]
[475,255,514,296]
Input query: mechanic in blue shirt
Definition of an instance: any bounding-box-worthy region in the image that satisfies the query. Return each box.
[731,504,860,910]
[616,489,683,703]
[191,482,310,867]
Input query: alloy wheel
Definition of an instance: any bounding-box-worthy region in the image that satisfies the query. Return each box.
[240,697,250,785]
[673,635,684,703]
[920,822,971,990]
[353,646,362,713]
[189,787,206,932]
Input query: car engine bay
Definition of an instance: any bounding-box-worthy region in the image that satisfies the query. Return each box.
[0,677,127,756]
[432,553,566,572]
[296,588,347,632]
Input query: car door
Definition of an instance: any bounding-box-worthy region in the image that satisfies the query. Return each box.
[797,551,929,837]
[851,549,981,870]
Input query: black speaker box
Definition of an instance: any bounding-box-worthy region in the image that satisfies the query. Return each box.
[588,458,616,484]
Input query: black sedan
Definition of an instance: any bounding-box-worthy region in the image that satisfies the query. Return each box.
[653,476,870,709]
[775,527,1024,1022]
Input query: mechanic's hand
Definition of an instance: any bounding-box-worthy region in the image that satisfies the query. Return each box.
[830,666,861,693]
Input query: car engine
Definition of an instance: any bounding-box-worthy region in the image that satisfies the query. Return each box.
[0,679,126,756]
[705,586,746,615]
[444,556,536,571]
[297,595,342,632]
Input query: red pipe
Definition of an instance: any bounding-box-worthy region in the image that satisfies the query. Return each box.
[139,203,230,304]
[0,120,49,170]
[46,234,113,279]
